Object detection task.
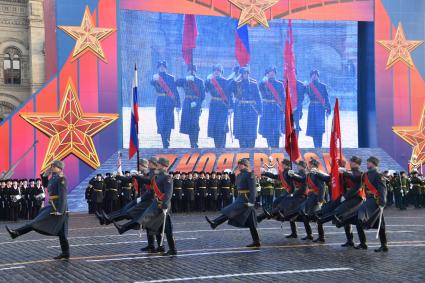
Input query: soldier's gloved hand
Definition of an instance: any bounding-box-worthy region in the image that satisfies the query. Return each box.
[379,205,385,210]
[153,74,160,81]
[186,75,194,81]
[340,196,345,202]
[50,212,62,216]
[262,76,268,83]
[288,170,295,176]
[136,196,142,203]
[310,168,318,174]
[338,167,347,174]
[207,74,213,81]
[190,102,197,108]
[245,202,254,207]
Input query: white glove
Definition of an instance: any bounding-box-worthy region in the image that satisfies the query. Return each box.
[246,202,254,207]
[262,76,268,83]
[379,205,385,210]
[190,102,197,108]
[340,196,345,202]
[153,74,159,81]
[318,202,323,209]
[310,168,318,174]
[186,75,194,81]
[207,74,213,80]
[136,196,142,203]
[288,170,295,176]
[338,167,347,173]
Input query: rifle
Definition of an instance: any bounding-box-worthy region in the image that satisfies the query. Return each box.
[0,140,38,180]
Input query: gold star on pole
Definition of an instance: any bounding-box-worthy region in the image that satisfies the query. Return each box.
[377,22,423,69]
[229,0,279,28]
[58,6,115,62]
[392,103,425,169]
[20,79,119,172]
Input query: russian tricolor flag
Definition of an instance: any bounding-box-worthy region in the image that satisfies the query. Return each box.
[129,65,139,160]
[235,24,250,67]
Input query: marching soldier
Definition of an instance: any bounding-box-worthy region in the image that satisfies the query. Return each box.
[183,172,195,213]
[176,65,205,148]
[172,172,183,213]
[195,171,207,212]
[6,160,70,260]
[206,159,260,247]
[205,64,233,148]
[104,173,120,213]
[258,66,285,148]
[355,156,388,252]
[305,70,331,148]
[114,158,177,256]
[207,171,219,211]
[230,67,262,148]
[91,174,105,215]
[150,61,180,149]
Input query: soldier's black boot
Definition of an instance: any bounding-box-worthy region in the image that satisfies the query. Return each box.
[374,245,388,252]
[375,223,388,252]
[141,234,156,253]
[205,215,227,230]
[95,211,105,225]
[5,225,19,239]
[354,243,368,250]
[246,225,261,248]
[53,253,70,260]
[313,223,325,243]
[286,222,298,238]
[156,234,165,253]
[301,219,313,240]
[102,210,113,225]
[341,225,354,247]
[55,229,70,260]
[113,220,138,235]
[164,232,177,256]
[354,223,368,250]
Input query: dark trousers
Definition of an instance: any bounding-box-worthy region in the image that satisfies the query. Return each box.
[15,224,69,254]
[161,130,171,149]
[94,202,103,214]
[290,221,297,235]
[312,134,323,148]
[213,214,259,243]
[356,218,387,246]
[344,224,354,242]
[394,192,405,209]
[213,133,226,148]
[266,135,280,148]
[189,131,199,148]
[302,216,324,238]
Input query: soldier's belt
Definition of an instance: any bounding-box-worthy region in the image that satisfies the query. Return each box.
[107,188,118,191]
[49,195,59,201]
[123,187,132,190]
[221,187,230,189]
[198,187,207,189]
[238,190,249,194]
[209,187,218,189]
[185,187,194,190]
[174,187,182,190]
[263,186,274,189]
[94,189,103,192]
[211,96,226,103]
[308,189,318,194]
[239,100,256,105]
[262,99,278,104]
[185,95,199,100]
[157,93,168,97]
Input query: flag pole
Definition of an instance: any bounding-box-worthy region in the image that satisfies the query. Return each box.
[135,63,140,172]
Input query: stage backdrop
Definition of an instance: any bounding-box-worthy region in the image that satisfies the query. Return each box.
[3,0,423,193]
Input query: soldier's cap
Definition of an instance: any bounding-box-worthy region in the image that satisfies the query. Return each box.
[310,69,320,77]
[148,157,159,165]
[239,66,250,74]
[350,156,362,165]
[13,179,18,182]
[52,160,65,170]
[411,170,418,175]
[265,66,277,75]
[139,158,149,167]
[337,159,347,167]
[216,172,222,175]
[187,64,197,72]
[105,173,111,177]
[130,170,138,175]
[281,159,291,167]
[211,171,217,174]
[124,171,131,175]
[400,171,406,174]
[222,171,229,175]
[238,158,250,167]
[212,64,223,72]
[367,156,380,167]
[296,160,307,168]
[96,173,102,177]
[181,172,187,175]
[200,171,206,174]
[174,171,180,175]
[157,60,167,68]
[157,157,169,167]
[29,179,35,182]
[393,173,399,176]
[36,178,41,182]
[308,158,320,167]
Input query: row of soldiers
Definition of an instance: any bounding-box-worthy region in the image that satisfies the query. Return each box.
[383,170,425,210]
[150,61,330,149]
[0,178,45,221]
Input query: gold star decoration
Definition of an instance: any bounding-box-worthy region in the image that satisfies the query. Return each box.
[229,0,279,28]
[392,103,425,169]
[20,79,119,172]
[377,22,423,69]
[58,5,115,62]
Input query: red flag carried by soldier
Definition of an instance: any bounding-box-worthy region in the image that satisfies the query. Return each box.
[284,20,297,108]
[182,14,198,65]
[330,98,342,201]
[284,80,300,161]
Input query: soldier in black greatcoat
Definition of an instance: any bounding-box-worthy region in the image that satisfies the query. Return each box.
[104,173,120,213]
[32,178,45,219]
[172,172,183,213]
[354,156,388,252]
[176,65,205,148]
[219,172,233,209]
[183,172,195,212]
[195,172,208,212]
[207,171,219,211]
[6,160,70,260]
[0,180,6,220]
[118,171,135,208]
[150,61,181,149]
[206,159,261,247]
[305,70,331,148]
[9,179,20,221]
[91,174,105,215]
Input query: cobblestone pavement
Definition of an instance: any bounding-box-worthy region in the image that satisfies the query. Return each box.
[0,207,424,283]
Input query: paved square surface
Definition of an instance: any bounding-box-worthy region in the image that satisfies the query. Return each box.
[0,207,424,283]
